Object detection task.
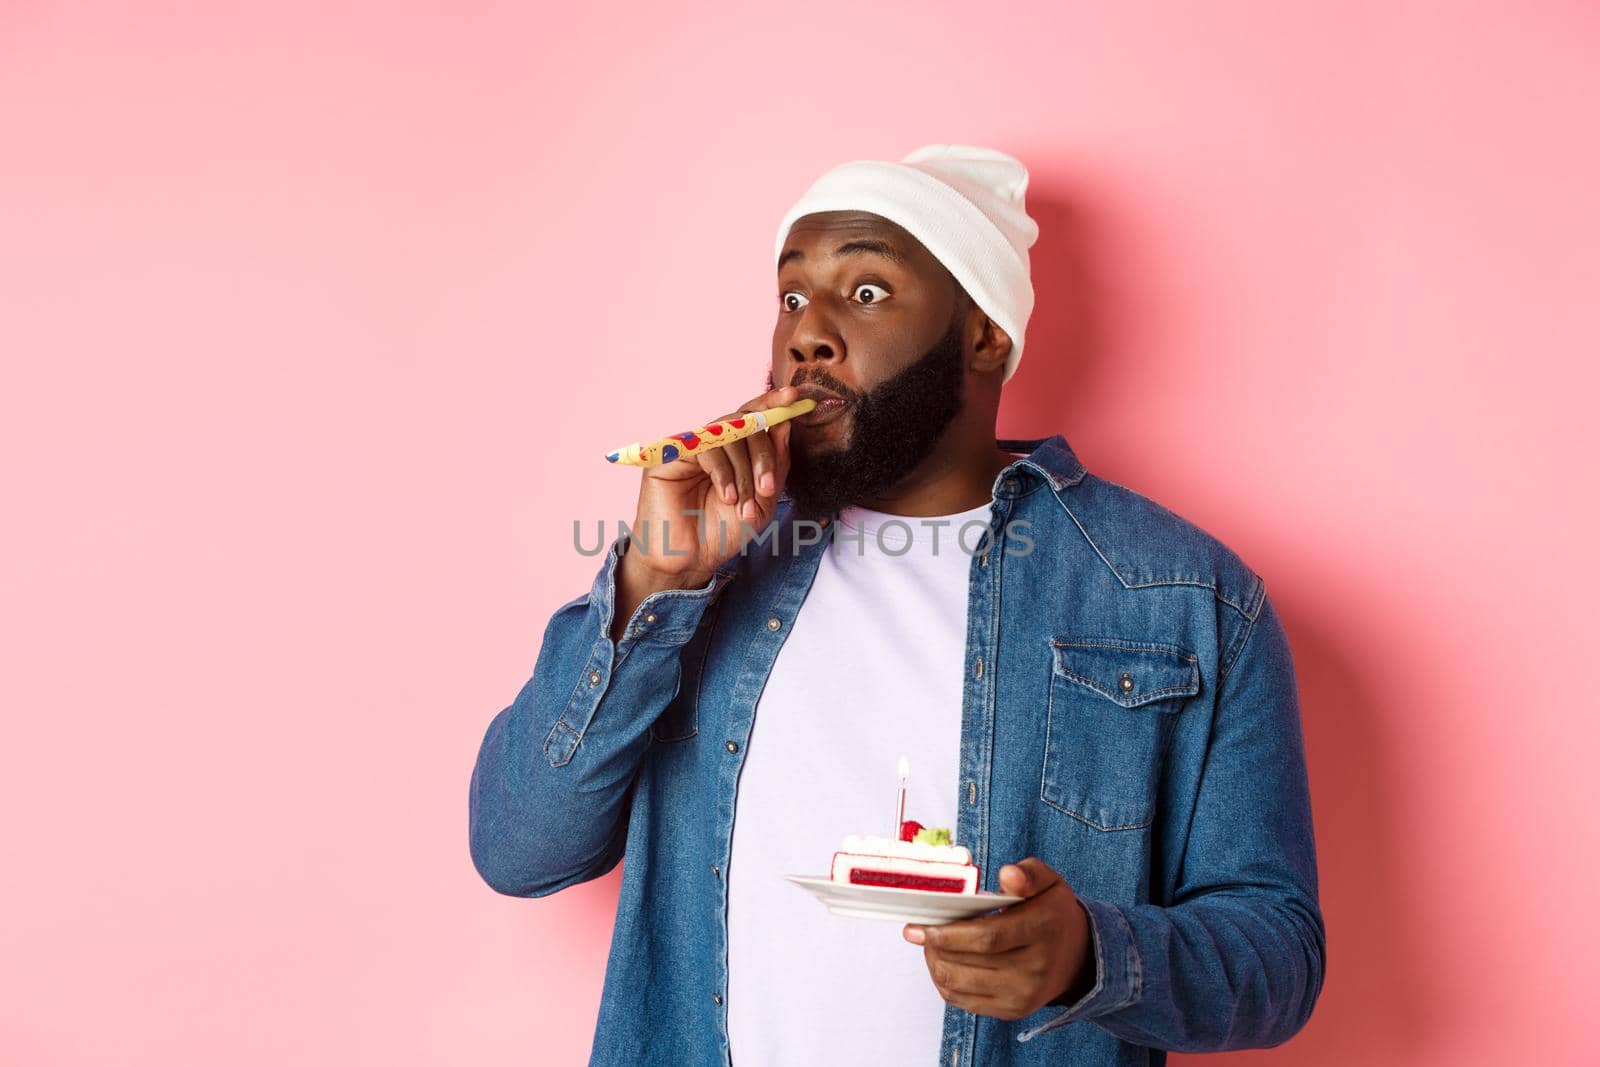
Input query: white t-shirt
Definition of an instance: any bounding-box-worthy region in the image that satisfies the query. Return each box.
[725,497,998,1066]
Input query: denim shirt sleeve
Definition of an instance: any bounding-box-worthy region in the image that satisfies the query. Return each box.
[1021,592,1326,1050]
[467,528,730,897]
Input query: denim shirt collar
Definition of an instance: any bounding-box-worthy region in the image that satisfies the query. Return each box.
[996,432,1088,494]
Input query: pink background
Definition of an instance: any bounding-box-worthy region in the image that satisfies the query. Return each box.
[2,3,1595,1064]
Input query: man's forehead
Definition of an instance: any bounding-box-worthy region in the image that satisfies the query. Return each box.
[781,211,927,261]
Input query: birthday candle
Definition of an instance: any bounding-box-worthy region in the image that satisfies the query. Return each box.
[895,755,909,838]
[604,397,818,468]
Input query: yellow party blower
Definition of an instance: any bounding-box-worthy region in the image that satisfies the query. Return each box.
[604,398,817,468]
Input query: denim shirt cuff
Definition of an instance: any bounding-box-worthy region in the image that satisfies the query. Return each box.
[1015,896,1142,1043]
[589,528,730,651]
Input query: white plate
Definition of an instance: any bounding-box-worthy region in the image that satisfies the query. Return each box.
[785,874,1023,925]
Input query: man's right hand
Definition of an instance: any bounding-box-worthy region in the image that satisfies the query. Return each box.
[610,384,802,641]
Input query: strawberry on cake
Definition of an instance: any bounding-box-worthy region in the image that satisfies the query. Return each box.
[829,820,979,894]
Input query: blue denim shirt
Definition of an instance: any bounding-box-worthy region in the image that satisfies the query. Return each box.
[469,433,1325,1065]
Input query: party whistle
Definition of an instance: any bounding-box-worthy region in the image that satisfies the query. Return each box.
[604,397,818,468]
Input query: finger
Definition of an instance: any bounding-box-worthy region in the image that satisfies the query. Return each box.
[696,447,738,506]
[769,419,792,491]
[735,385,798,497]
[739,383,802,413]
[922,944,1021,970]
[673,390,795,507]
[925,954,1006,998]
[999,857,1065,899]
[722,439,757,522]
[752,388,806,495]
[916,910,1034,956]
[746,423,777,498]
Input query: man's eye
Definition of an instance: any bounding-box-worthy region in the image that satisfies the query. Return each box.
[780,285,888,312]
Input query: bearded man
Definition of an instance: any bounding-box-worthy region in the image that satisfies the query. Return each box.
[469,144,1325,1066]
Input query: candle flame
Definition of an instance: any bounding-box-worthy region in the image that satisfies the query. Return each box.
[898,755,909,780]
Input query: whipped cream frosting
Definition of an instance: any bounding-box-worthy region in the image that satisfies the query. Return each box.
[839,834,973,865]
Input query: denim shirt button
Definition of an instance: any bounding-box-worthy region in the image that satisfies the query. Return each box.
[712,865,720,878]
[766,616,782,631]
[643,612,657,624]
[587,670,602,687]
[725,740,739,754]
[1120,672,1134,692]
[712,992,722,1005]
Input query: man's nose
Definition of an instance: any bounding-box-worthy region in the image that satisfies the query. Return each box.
[790,340,837,364]
[787,300,844,365]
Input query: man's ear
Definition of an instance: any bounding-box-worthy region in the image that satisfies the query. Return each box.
[969,314,1013,375]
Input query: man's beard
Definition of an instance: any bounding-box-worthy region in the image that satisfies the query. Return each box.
[769,314,966,521]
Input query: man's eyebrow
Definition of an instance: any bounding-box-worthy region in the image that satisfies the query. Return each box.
[777,238,907,272]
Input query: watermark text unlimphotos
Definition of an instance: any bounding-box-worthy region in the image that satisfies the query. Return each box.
[572,511,1034,559]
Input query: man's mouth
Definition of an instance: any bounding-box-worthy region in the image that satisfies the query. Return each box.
[792,393,851,427]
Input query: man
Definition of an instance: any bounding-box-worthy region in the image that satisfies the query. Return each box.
[469,144,1325,1065]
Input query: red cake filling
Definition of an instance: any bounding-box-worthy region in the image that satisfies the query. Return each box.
[848,869,967,892]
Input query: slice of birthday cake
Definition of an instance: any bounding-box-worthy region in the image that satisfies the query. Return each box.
[830,821,979,894]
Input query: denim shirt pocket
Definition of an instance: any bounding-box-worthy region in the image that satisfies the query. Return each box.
[1042,636,1203,831]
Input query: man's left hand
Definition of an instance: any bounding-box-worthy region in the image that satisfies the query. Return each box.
[903,857,1095,1021]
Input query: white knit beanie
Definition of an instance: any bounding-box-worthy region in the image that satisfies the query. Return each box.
[772,144,1039,383]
